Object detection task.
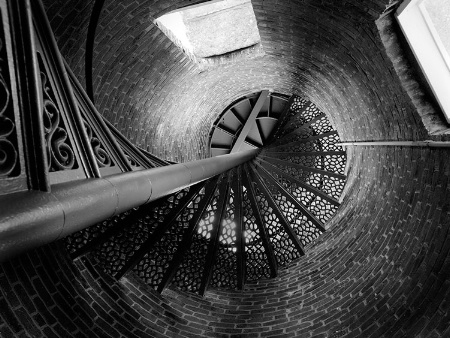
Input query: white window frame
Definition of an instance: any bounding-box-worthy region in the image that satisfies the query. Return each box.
[397,0,450,123]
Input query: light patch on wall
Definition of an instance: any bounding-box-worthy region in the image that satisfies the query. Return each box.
[422,0,450,59]
[155,0,261,60]
[397,0,450,123]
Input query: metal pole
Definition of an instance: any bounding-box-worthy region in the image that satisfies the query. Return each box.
[338,140,450,147]
[0,149,259,262]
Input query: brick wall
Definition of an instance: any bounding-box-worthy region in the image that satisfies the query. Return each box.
[1,146,450,337]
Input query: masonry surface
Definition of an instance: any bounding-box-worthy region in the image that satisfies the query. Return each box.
[1,0,450,337]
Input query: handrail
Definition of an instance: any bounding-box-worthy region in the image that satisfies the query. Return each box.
[0,149,259,262]
[338,140,450,147]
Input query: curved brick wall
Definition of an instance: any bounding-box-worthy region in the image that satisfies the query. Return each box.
[2,0,448,337]
[90,0,427,162]
[45,0,444,162]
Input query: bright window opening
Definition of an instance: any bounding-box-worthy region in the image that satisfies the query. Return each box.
[155,0,261,59]
[397,0,450,123]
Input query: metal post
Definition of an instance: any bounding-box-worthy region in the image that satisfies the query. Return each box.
[0,149,259,262]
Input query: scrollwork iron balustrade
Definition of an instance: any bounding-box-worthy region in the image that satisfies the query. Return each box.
[82,118,113,168]
[125,152,140,168]
[38,52,78,172]
[0,14,19,178]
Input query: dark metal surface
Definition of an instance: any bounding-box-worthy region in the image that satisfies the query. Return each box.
[1,0,45,193]
[0,9,20,177]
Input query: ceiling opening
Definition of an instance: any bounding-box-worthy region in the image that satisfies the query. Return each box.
[155,0,262,62]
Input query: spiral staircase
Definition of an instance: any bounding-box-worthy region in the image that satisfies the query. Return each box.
[0,0,345,296]
[65,91,347,296]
